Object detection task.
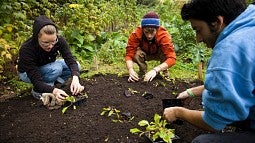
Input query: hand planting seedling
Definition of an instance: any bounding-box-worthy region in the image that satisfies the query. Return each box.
[130,113,176,143]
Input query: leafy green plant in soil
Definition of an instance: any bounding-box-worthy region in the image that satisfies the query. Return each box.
[130,113,175,143]
[62,96,77,114]
[62,93,88,114]
[101,106,134,123]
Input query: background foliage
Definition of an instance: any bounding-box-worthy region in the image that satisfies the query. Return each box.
[2,0,252,92]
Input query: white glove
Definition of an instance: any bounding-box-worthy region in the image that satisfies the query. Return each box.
[144,69,157,82]
[41,93,64,110]
[128,68,139,82]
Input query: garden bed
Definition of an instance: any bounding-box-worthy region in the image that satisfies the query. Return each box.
[0,74,207,143]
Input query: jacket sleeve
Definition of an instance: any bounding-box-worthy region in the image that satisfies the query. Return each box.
[125,27,142,61]
[157,27,176,67]
[58,36,80,77]
[18,44,54,93]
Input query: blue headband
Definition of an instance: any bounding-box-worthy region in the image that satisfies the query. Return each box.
[141,18,160,28]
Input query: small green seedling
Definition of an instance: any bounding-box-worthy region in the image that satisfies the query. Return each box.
[141,91,150,97]
[101,106,134,123]
[61,93,88,114]
[130,113,175,143]
[62,96,76,114]
[128,88,140,94]
[101,106,122,123]
[154,81,166,87]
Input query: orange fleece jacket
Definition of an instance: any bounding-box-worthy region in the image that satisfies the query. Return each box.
[125,26,176,66]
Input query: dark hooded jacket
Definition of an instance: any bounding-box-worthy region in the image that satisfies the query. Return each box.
[18,15,79,93]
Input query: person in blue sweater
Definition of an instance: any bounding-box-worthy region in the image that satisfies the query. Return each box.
[163,0,255,142]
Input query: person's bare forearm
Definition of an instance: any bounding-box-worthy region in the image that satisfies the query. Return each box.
[153,62,169,72]
[176,107,216,132]
[189,85,204,96]
[126,60,133,70]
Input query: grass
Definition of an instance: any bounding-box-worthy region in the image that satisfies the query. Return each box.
[7,53,205,98]
[80,57,204,81]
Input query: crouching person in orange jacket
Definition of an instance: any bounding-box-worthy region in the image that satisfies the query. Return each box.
[125,11,176,82]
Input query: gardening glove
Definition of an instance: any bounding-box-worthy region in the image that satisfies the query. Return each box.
[41,93,64,110]
[70,76,85,95]
[144,69,157,82]
[128,68,139,82]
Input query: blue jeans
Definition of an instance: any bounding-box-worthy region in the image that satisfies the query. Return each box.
[192,130,255,143]
[18,59,80,86]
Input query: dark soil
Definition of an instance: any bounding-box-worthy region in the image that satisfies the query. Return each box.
[0,74,207,143]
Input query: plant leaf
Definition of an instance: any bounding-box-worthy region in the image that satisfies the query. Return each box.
[108,110,114,116]
[62,107,68,114]
[130,128,141,134]
[154,114,161,123]
[100,111,106,116]
[138,120,149,126]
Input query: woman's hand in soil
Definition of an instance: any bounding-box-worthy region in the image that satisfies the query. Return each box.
[71,76,84,95]
[128,68,139,82]
[53,88,68,101]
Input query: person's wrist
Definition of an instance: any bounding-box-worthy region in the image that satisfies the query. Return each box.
[153,68,158,74]
[187,89,195,98]
[128,68,134,73]
[153,66,161,73]
[174,107,183,119]
[73,75,79,81]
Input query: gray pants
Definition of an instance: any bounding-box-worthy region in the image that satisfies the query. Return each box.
[192,130,255,143]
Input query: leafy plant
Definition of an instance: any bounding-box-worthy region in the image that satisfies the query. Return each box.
[130,113,175,143]
[62,93,88,114]
[100,106,134,123]
[97,32,127,64]
[128,88,140,94]
[153,81,167,87]
[61,96,77,114]
[100,106,122,123]
[0,38,18,80]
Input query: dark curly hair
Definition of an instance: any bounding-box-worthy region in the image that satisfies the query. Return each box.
[181,0,246,25]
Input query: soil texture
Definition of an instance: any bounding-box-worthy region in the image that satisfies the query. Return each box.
[0,74,207,143]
